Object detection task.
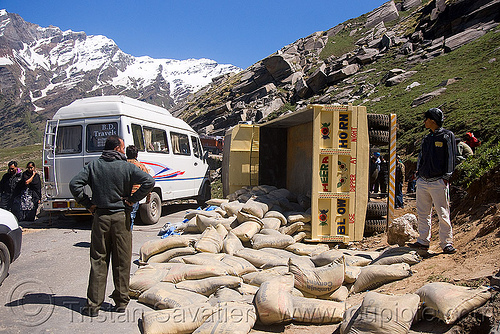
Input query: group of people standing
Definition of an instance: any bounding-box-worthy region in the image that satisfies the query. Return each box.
[0,160,42,221]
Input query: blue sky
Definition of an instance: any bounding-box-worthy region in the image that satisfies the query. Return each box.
[2,0,388,69]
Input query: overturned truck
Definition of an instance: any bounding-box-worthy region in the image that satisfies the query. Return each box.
[222,104,396,243]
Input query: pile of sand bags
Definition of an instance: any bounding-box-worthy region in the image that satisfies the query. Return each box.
[132,186,492,334]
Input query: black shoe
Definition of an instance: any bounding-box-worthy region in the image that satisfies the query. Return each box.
[81,306,99,317]
[443,245,457,254]
[408,242,429,250]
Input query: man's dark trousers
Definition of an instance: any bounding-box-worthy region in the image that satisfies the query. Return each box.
[87,209,132,310]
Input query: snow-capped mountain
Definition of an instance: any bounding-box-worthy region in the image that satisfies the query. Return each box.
[0,9,240,146]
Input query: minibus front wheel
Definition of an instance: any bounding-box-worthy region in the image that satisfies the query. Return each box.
[139,191,161,225]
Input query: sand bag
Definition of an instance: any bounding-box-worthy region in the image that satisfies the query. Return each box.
[279,222,305,235]
[370,246,422,265]
[175,276,242,296]
[222,231,245,255]
[342,249,381,261]
[185,209,222,220]
[261,217,282,230]
[310,249,345,267]
[220,254,257,276]
[285,212,312,223]
[205,198,229,207]
[221,201,245,217]
[264,210,287,226]
[140,235,196,262]
[193,301,257,334]
[196,215,237,232]
[292,232,307,243]
[251,233,295,250]
[162,263,228,284]
[175,217,201,233]
[237,283,260,295]
[129,264,173,298]
[181,252,225,265]
[208,287,244,305]
[290,257,345,296]
[138,282,209,309]
[291,295,344,324]
[344,255,372,267]
[351,263,412,294]
[340,291,420,334]
[286,242,330,257]
[254,273,295,325]
[260,248,315,268]
[147,246,197,264]
[231,221,262,242]
[241,198,270,218]
[416,282,492,324]
[242,266,288,286]
[234,248,288,269]
[142,303,215,334]
[320,285,349,302]
[195,225,224,253]
[344,265,362,284]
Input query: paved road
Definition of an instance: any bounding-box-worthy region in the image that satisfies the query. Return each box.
[0,203,199,334]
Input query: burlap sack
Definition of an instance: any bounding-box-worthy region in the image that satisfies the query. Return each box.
[220,254,257,276]
[264,210,287,226]
[344,265,362,284]
[205,198,229,207]
[195,225,224,253]
[344,255,372,267]
[285,211,312,223]
[208,287,244,305]
[291,295,344,324]
[231,221,261,242]
[221,201,245,217]
[129,264,172,298]
[416,282,492,324]
[279,222,305,235]
[147,246,197,264]
[320,285,349,302]
[342,249,381,261]
[254,273,295,325]
[175,217,201,233]
[241,198,270,218]
[340,291,420,334]
[222,232,245,255]
[286,242,330,256]
[351,263,412,294]
[293,232,307,243]
[242,266,288,286]
[142,303,215,334]
[261,217,282,230]
[370,246,422,266]
[310,249,345,267]
[289,257,345,296]
[138,282,208,309]
[196,215,237,232]
[140,235,196,262]
[260,248,315,268]
[251,233,295,250]
[234,248,288,269]
[175,276,242,296]
[181,252,225,265]
[193,301,257,334]
[162,263,228,284]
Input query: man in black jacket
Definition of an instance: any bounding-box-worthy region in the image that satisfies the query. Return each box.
[409,108,457,254]
[0,161,22,211]
[70,135,155,316]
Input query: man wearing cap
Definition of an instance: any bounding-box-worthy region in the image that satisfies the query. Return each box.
[409,108,457,254]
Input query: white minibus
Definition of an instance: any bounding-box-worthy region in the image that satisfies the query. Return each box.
[42,95,210,224]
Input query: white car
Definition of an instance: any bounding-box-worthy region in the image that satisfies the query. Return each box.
[0,208,22,284]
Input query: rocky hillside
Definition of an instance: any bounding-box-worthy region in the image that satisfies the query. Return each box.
[173,0,500,160]
[0,9,240,147]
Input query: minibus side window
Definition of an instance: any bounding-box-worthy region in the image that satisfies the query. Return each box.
[55,125,82,154]
[131,124,145,151]
[144,127,169,153]
[86,122,118,152]
[171,132,191,156]
[191,136,202,158]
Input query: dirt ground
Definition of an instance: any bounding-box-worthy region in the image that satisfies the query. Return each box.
[251,166,500,334]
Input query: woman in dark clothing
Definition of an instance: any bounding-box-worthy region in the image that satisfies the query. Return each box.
[12,161,42,221]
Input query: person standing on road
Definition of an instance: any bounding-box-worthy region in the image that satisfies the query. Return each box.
[12,161,42,221]
[0,161,22,211]
[409,108,457,254]
[126,145,151,229]
[69,135,155,317]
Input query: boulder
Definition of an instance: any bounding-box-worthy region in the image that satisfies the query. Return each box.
[411,87,447,107]
[402,0,421,11]
[354,48,380,65]
[295,77,313,99]
[326,64,360,84]
[365,1,399,28]
[444,29,486,52]
[386,70,418,86]
[306,64,328,94]
[262,54,297,82]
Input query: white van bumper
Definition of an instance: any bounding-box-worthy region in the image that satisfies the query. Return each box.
[42,199,88,212]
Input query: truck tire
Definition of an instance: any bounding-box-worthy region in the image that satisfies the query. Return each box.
[367,114,390,130]
[139,191,161,225]
[369,130,390,146]
[365,219,387,234]
[366,201,388,218]
[197,182,211,207]
[0,242,10,284]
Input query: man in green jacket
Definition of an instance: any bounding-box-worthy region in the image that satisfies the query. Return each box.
[70,135,155,317]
